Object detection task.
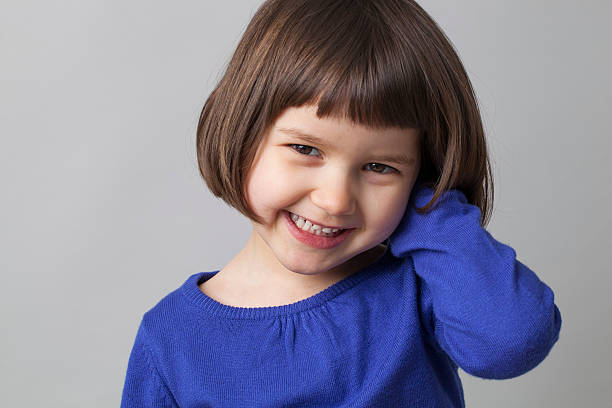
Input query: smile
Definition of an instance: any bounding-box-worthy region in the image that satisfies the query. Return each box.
[289,212,345,236]
[284,210,354,249]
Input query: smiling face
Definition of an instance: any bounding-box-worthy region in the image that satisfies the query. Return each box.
[243,104,421,282]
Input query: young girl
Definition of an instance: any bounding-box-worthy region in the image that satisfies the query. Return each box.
[121,0,562,406]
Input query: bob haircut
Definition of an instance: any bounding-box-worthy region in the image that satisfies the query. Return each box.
[197,0,494,228]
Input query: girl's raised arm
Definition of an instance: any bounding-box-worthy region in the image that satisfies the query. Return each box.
[388,185,562,379]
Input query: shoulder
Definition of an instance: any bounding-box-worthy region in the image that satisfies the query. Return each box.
[139,273,205,345]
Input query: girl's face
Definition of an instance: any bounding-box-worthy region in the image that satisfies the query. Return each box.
[244,104,421,278]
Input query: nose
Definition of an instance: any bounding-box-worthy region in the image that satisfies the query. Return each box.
[310,168,357,216]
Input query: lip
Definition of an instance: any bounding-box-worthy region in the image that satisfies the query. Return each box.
[284,210,354,249]
[287,211,348,230]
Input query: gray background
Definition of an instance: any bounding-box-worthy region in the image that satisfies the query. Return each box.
[1,0,610,406]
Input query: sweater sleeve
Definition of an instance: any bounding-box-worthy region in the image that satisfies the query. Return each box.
[121,319,177,408]
[388,186,562,380]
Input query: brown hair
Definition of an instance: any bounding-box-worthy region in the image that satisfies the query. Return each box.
[197,0,494,228]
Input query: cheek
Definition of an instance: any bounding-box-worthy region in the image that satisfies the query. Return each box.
[245,158,296,216]
[375,197,408,234]
[366,183,415,238]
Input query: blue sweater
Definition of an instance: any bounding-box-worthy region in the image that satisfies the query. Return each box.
[121,186,561,407]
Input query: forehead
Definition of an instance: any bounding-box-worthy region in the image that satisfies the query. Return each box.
[272,105,420,148]
[268,105,420,167]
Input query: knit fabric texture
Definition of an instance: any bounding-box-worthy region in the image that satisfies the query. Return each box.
[121,186,562,407]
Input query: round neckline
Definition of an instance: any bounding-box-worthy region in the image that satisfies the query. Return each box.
[181,242,391,319]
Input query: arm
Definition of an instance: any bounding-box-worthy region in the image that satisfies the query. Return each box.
[120,320,177,407]
[388,185,562,379]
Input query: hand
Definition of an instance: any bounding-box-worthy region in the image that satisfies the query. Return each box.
[387,184,478,258]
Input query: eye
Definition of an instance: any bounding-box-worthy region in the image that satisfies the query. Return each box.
[365,163,396,174]
[288,144,397,175]
[289,144,321,157]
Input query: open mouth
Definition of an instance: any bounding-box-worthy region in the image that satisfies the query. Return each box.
[287,211,346,237]
[283,210,354,249]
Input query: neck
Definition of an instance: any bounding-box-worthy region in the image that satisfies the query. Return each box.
[218,231,387,302]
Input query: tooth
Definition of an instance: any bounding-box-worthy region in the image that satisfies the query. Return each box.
[291,213,342,235]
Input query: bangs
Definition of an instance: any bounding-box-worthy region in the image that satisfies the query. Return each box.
[263,0,430,130]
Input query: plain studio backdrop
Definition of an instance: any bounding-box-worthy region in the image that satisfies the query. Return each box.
[1,0,610,406]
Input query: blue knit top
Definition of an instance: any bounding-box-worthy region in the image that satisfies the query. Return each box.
[121,187,562,407]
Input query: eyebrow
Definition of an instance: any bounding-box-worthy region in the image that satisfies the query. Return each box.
[276,127,417,166]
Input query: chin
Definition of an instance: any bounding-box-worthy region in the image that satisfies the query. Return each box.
[277,255,331,276]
